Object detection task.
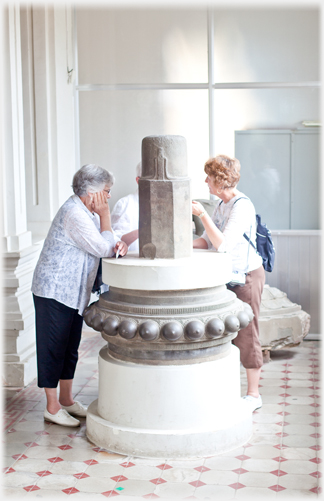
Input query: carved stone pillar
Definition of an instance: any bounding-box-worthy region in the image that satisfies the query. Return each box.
[139,135,192,259]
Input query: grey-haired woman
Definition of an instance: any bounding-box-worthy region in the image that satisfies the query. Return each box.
[31,164,128,427]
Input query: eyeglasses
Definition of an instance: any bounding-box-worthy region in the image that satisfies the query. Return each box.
[103,189,111,195]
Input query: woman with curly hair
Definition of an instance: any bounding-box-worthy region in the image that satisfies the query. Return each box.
[192,155,264,413]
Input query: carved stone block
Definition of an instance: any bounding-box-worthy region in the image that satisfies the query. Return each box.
[139,135,192,259]
[259,285,311,350]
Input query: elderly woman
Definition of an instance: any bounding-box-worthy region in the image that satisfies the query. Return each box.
[192,155,265,413]
[31,164,128,427]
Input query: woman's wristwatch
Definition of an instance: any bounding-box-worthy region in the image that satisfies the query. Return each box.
[198,211,206,219]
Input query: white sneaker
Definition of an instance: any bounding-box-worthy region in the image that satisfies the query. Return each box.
[242,394,262,412]
[44,408,80,427]
[61,401,88,418]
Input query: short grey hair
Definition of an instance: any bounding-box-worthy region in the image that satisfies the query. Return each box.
[72,164,115,196]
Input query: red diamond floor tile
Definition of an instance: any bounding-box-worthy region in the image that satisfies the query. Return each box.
[102,491,120,497]
[236,455,250,461]
[310,487,322,494]
[5,468,15,474]
[62,487,80,494]
[309,471,322,478]
[120,461,135,468]
[48,457,64,463]
[310,457,321,464]
[142,494,160,499]
[24,485,40,492]
[24,442,39,447]
[36,470,52,476]
[58,445,73,450]
[270,470,287,476]
[229,483,245,490]
[150,478,167,485]
[269,485,286,492]
[189,480,206,488]
[74,473,89,479]
[12,454,28,461]
[111,475,128,482]
[84,459,99,465]
[156,464,172,470]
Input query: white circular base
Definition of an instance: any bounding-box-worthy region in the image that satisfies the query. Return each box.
[102,249,232,290]
[86,345,252,458]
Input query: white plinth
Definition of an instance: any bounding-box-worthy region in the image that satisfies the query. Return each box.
[102,249,232,290]
[86,345,252,458]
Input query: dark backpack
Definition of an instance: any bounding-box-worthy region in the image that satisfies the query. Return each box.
[243,214,275,272]
[221,197,275,273]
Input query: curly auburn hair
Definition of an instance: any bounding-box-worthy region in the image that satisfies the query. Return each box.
[204,155,241,189]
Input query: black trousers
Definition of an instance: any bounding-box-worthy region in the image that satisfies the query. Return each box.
[33,294,83,388]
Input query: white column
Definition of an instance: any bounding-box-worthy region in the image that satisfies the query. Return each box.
[2,5,39,387]
[2,5,32,253]
[2,5,76,388]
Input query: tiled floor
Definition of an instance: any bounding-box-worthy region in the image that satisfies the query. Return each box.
[3,329,321,499]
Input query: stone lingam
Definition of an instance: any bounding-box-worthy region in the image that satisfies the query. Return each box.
[83,135,254,459]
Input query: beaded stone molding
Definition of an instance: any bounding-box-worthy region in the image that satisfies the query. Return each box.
[83,286,254,364]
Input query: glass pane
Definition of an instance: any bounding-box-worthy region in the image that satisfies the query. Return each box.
[79,90,210,207]
[235,131,291,230]
[213,8,319,83]
[213,87,319,155]
[213,87,320,230]
[77,8,208,84]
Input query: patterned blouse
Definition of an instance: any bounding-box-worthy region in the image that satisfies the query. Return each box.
[31,195,118,315]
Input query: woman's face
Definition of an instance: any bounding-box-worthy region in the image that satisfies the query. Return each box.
[205,175,221,195]
[102,184,112,202]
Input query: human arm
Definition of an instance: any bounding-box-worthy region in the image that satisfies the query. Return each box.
[120,229,139,247]
[65,202,117,258]
[192,200,224,250]
[193,237,208,249]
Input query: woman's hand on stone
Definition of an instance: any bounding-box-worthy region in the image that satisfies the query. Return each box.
[93,191,110,217]
[114,240,128,257]
[192,201,205,217]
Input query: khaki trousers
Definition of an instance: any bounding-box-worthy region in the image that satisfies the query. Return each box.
[228,265,265,369]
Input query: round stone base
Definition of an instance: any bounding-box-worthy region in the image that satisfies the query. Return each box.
[86,345,252,458]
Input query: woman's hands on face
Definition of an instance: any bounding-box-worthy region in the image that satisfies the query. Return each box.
[92,191,110,217]
[192,200,205,216]
[114,240,128,257]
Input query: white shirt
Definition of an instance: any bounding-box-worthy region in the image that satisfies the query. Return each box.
[201,194,262,273]
[31,195,119,315]
[111,191,139,252]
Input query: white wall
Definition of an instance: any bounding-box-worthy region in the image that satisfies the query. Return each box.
[75,7,319,210]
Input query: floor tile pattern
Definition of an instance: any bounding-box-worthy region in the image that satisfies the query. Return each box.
[2,330,321,499]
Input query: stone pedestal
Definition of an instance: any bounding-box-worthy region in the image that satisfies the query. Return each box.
[86,345,251,458]
[84,252,253,458]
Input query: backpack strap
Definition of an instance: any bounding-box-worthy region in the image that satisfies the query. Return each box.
[243,232,256,250]
[219,196,255,250]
